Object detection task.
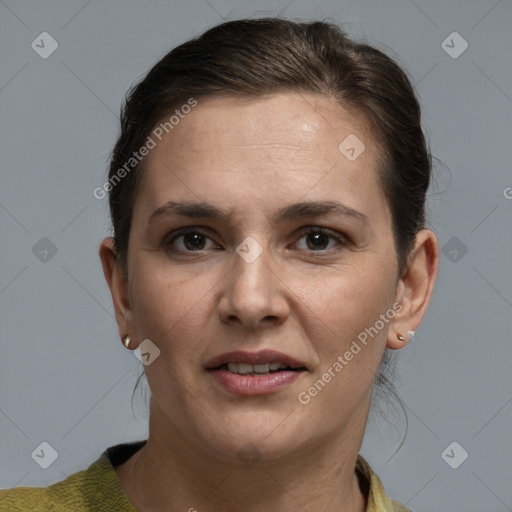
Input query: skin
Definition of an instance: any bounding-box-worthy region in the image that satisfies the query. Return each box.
[100,92,438,512]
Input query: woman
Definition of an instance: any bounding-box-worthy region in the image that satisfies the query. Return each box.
[0,18,438,512]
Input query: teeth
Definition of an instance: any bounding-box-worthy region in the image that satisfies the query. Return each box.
[237,363,254,375]
[227,363,239,373]
[253,363,270,372]
[225,362,289,375]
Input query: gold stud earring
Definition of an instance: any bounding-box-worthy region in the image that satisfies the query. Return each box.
[397,333,406,342]
[122,335,132,349]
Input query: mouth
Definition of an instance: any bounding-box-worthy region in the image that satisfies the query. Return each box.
[213,361,305,376]
[205,350,307,395]
[205,349,307,373]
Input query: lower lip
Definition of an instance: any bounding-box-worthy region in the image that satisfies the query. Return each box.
[208,369,304,395]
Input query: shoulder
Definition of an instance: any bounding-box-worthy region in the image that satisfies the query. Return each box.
[388,499,413,512]
[0,467,92,512]
[0,453,116,512]
[0,486,49,512]
[0,441,145,512]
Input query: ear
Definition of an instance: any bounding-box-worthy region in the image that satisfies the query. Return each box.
[99,237,136,345]
[387,229,439,350]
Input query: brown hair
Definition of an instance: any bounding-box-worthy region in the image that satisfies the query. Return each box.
[107,18,431,430]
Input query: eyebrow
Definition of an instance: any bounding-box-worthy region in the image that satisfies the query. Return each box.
[149,200,370,227]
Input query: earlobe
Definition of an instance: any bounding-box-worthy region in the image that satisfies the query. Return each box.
[99,237,134,339]
[388,330,415,350]
[387,229,439,350]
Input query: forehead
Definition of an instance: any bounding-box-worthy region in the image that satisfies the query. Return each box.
[136,92,388,222]
[151,93,379,159]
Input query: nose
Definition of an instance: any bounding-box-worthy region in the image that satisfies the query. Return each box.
[217,243,290,329]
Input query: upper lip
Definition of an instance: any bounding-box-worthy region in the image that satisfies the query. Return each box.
[205,350,307,370]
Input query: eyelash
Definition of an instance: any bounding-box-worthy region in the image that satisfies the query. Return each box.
[164,227,348,255]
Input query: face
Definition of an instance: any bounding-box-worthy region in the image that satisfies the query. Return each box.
[113,93,407,464]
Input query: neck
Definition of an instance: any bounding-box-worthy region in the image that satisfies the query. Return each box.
[116,405,369,512]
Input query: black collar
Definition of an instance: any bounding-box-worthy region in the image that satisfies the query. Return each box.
[105,440,147,467]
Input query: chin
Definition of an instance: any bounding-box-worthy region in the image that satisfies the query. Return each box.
[196,409,310,464]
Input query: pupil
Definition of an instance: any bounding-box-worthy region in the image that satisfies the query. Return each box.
[307,232,328,250]
[184,233,205,250]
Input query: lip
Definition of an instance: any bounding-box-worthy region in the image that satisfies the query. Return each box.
[205,349,307,396]
[209,369,304,395]
[204,349,307,370]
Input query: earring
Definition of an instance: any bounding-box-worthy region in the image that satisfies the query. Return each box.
[397,331,414,342]
[122,335,132,349]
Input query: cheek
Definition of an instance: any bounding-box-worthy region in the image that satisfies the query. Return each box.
[296,274,395,420]
[294,262,395,345]
[129,255,209,343]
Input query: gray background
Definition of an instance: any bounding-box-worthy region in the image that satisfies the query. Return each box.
[1,1,511,511]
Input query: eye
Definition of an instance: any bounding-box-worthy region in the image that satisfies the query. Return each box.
[164,226,348,255]
[165,229,219,252]
[293,227,347,252]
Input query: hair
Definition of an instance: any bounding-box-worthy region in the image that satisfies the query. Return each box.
[107,18,432,440]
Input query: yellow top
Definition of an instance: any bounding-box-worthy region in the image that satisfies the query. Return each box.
[0,441,411,511]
